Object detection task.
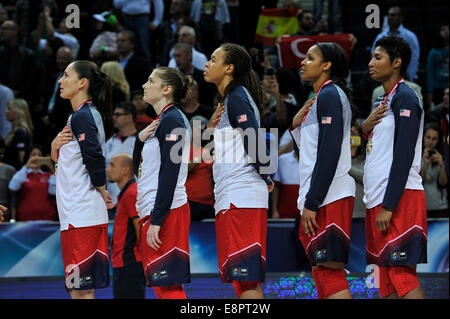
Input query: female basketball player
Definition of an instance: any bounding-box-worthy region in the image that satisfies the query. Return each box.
[290,42,355,299]
[363,35,427,299]
[134,67,192,299]
[51,60,114,299]
[204,43,273,299]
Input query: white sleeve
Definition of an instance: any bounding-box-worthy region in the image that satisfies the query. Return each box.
[289,126,301,148]
[8,166,28,191]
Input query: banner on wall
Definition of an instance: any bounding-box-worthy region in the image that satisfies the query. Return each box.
[0,220,448,277]
[277,33,354,69]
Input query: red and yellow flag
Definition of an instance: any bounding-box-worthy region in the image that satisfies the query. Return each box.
[255,8,299,46]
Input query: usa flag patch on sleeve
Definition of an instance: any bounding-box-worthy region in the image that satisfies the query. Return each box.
[165,134,177,141]
[77,133,85,142]
[321,117,332,124]
[237,114,247,123]
[400,109,411,117]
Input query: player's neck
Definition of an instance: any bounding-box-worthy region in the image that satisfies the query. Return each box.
[313,74,331,93]
[382,74,402,95]
[70,92,90,111]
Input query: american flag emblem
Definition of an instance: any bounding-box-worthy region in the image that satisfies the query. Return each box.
[77,133,85,142]
[321,117,332,124]
[165,134,177,141]
[237,114,247,123]
[400,109,411,117]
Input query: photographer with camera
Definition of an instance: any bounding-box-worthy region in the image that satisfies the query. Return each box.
[420,122,448,217]
[8,144,57,222]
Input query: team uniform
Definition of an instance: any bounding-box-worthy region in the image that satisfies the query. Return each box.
[290,81,355,264]
[362,79,427,298]
[133,104,191,295]
[111,179,146,299]
[213,85,270,296]
[56,100,109,290]
[290,81,355,298]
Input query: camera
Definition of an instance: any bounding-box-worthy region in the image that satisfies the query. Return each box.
[428,149,435,156]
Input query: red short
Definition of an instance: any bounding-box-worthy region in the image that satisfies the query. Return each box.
[139,202,191,287]
[299,197,354,266]
[61,224,109,290]
[378,265,421,298]
[366,190,427,266]
[215,204,267,283]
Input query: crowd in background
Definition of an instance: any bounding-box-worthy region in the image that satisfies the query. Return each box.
[0,0,448,222]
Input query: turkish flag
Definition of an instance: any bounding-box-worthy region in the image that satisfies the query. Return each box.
[277,34,354,69]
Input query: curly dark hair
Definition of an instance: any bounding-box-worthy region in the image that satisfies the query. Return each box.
[375,35,412,77]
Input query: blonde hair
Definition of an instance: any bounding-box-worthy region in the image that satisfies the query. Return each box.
[100,61,130,100]
[5,98,33,145]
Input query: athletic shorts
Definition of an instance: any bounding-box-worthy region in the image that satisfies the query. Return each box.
[139,202,191,287]
[299,197,354,266]
[215,204,267,283]
[61,224,109,290]
[366,189,427,266]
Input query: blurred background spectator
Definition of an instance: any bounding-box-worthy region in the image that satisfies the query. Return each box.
[8,144,56,222]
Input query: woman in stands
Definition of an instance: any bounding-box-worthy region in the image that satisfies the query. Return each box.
[133,67,192,299]
[204,43,273,299]
[289,42,355,299]
[50,60,113,299]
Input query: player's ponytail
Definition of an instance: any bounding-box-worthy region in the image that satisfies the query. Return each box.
[316,42,356,120]
[155,67,194,105]
[220,43,266,118]
[72,60,113,140]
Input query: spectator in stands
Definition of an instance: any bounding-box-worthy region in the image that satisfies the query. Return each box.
[169,25,208,71]
[348,122,365,219]
[116,30,152,92]
[105,101,138,204]
[370,6,420,82]
[113,0,164,64]
[130,90,154,131]
[0,20,36,101]
[0,136,15,218]
[313,0,338,34]
[8,144,57,222]
[182,79,213,126]
[89,11,120,65]
[100,61,130,107]
[171,42,217,107]
[36,46,74,154]
[185,101,215,221]
[107,153,146,299]
[420,122,448,217]
[271,147,300,218]
[295,10,316,36]
[0,82,13,139]
[36,17,80,59]
[155,0,189,65]
[3,98,33,170]
[261,68,288,132]
[426,24,449,108]
[190,0,230,57]
[427,86,449,147]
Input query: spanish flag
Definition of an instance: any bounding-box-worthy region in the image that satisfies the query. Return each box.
[255,8,299,46]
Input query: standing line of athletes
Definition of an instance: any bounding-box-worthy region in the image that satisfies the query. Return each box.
[0,34,428,300]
